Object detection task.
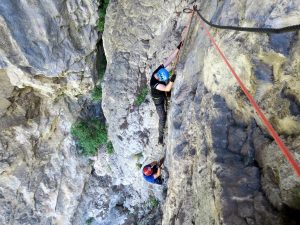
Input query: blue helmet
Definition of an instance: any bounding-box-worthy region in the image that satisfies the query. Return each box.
[157,68,169,82]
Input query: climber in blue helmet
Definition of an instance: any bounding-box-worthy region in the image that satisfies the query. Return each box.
[150,41,183,144]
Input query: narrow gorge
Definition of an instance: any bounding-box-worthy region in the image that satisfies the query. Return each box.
[0,0,299,225]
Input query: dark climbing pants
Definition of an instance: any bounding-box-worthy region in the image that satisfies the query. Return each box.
[155,176,163,185]
[152,96,167,139]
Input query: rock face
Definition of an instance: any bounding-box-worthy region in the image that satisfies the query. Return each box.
[102,0,300,224]
[1,0,300,224]
[0,0,98,224]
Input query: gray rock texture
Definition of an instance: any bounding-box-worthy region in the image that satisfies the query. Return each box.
[0,0,99,224]
[1,0,300,224]
[102,0,300,224]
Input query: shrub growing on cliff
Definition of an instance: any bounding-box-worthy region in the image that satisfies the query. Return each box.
[98,0,109,32]
[92,48,107,102]
[134,87,148,106]
[86,217,94,225]
[98,57,107,80]
[148,196,159,208]
[71,119,108,156]
[106,141,114,155]
[136,163,142,169]
[92,85,102,101]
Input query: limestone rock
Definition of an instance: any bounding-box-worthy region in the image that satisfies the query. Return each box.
[1,0,300,224]
[0,0,99,224]
[102,0,300,224]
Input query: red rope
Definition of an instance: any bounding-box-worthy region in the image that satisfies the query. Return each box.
[194,13,300,177]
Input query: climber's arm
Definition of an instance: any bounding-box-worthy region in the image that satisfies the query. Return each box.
[153,167,161,179]
[163,42,183,68]
[163,48,179,68]
[150,161,158,167]
[155,81,174,92]
[155,74,176,92]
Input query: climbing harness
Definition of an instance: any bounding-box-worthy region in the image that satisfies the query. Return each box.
[182,6,300,177]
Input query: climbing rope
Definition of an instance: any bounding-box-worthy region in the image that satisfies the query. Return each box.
[172,9,195,74]
[185,6,300,33]
[182,6,300,177]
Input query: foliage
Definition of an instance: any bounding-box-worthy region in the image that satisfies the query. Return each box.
[92,0,109,102]
[98,57,107,80]
[134,152,143,170]
[106,141,114,155]
[136,163,142,169]
[71,119,108,156]
[134,87,148,106]
[92,47,107,102]
[98,0,110,32]
[148,196,159,208]
[92,85,102,101]
[133,152,143,160]
[86,217,94,225]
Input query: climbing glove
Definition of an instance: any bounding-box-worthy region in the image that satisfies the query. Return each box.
[170,74,176,82]
[177,41,183,50]
[153,64,164,75]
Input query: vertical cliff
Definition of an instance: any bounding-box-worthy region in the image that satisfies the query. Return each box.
[162,1,300,224]
[1,0,299,224]
[0,0,99,224]
[102,0,300,224]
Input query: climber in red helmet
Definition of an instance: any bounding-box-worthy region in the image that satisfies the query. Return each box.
[142,158,165,185]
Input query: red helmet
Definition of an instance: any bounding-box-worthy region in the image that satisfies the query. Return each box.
[143,166,153,176]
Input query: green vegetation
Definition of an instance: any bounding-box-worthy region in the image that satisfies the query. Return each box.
[134,87,148,106]
[92,85,102,101]
[72,1,112,157]
[136,163,142,169]
[106,141,114,155]
[133,153,143,169]
[71,119,108,156]
[86,217,94,225]
[98,0,110,32]
[92,57,107,102]
[133,152,143,160]
[98,57,107,80]
[148,196,159,208]
[92,1,109,102]
[292,186,300,198]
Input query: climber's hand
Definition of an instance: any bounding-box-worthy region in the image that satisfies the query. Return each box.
[177,41,183,50]
[170,74,176,82]
[151,161,158,167]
